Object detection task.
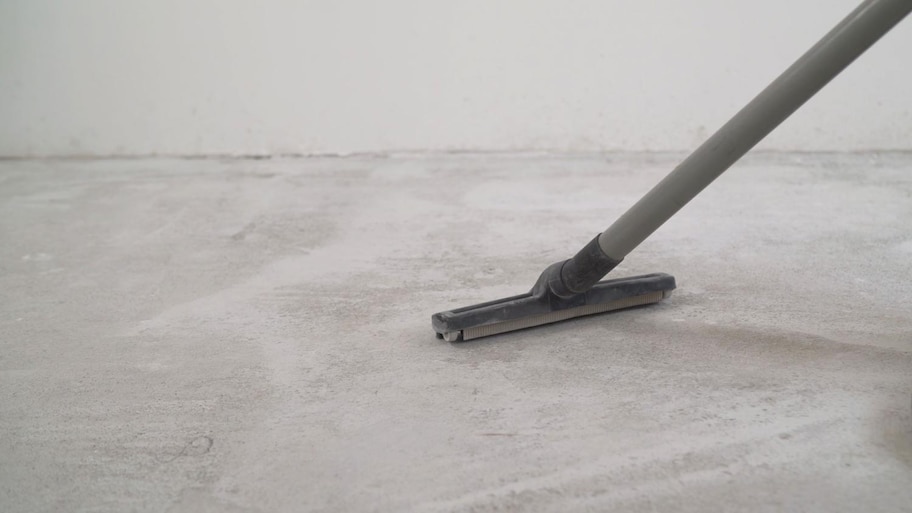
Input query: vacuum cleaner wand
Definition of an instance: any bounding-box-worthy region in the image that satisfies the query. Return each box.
[433,0,911,342]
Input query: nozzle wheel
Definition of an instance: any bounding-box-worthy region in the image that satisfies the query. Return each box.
[442,331,463,342]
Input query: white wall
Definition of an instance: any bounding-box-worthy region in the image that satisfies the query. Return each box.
[2,0,911,157]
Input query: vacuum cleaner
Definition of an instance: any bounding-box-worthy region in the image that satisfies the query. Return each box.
[433,0,911,342]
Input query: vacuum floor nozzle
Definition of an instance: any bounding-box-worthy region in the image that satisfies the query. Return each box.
[433,270,675,342]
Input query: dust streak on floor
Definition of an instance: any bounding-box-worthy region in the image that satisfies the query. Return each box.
[1,153,910,512]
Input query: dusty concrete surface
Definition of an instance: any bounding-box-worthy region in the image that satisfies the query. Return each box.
[1,153,910,512]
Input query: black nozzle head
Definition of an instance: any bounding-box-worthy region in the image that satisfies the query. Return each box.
[432,269,675,342]
[432,233,673,342]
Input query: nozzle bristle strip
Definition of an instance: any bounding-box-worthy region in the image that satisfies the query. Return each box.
[461,290,669,341]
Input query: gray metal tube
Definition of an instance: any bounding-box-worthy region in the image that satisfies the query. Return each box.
[598,0,912,260]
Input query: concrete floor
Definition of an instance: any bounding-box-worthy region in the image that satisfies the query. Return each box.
[1,153,910,512]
